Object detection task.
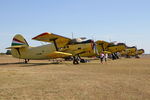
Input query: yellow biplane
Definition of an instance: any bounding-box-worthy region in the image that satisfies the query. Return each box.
[79,40,126,60]
[121,46,144,58]
[137,49,144,55]
[7,32,95,64]
[95,40,126,59]
[96,41,126,53]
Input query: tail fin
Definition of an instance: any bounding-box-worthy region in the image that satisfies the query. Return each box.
[11,34,29,47]
[6,34,29,49]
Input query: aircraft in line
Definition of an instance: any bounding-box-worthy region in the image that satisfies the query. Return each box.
[95,40,126,59]
[7,32,96,64]
[120,46,145,58]
[137,49,145,55]
[78,40,126,58]
[6,32,145,64]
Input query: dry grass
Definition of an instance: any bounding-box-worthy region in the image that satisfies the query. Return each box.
[0,55,150,100]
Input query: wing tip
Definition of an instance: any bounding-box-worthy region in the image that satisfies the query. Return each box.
[32,32,52,39]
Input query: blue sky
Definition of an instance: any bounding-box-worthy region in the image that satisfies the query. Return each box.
[0,0,150,53]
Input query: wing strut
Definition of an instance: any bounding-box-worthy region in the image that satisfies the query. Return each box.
[102,43,105,51]
[50,38,59,51]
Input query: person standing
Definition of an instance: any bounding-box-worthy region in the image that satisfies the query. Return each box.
[100,52,105,63]
[104,53,108,62]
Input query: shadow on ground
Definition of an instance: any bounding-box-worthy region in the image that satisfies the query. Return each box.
[0,62,63,67]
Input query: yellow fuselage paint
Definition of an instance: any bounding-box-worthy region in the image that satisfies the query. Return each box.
[11,44,56,60]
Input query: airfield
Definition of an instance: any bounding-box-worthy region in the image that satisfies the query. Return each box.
[0,55,150,100]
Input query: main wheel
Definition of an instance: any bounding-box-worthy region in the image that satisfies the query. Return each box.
[73,56,79,64]
[24,59,28,64]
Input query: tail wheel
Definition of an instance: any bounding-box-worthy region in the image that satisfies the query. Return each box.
[24,59,29,64]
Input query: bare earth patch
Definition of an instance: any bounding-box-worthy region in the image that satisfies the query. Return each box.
[0,55,150,100]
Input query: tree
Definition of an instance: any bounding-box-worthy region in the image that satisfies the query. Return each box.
[6,50,11,55]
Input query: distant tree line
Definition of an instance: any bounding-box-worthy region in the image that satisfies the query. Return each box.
[0,50,11,55]
[6,50,11,55]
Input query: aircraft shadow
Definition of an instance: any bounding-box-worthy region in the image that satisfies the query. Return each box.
[0,62,25,66]
[21,62,62,67]
[0,62,63,67]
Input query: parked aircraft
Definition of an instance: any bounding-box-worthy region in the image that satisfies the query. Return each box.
[121,46,144,58]
[137,49,144,55]
[79,40,126,59]
[7,32,95,64]
[95,40,126,59]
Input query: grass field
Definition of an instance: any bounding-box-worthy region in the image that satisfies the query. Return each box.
[0,55,150,100]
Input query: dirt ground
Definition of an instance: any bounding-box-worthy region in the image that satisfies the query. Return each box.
[0,55,150,100]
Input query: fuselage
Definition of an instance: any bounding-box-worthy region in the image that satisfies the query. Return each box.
[11,44,56,60]
[11,41,95,59]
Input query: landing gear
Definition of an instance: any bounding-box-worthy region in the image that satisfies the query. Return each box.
[135,55,140,58]
[77,54,87,63]
[114,53,119,59]
[73,56,79,65]
[24,59,29,64]
[111,53,116,60]
[72,54,87,64]
[111,53,119,60]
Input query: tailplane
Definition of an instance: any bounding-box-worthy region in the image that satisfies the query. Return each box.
[11,34,29,47]
[6,34,29,58]
[7,34,29,49]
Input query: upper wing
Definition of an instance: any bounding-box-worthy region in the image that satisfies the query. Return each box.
[32,32,71,48]
[96,40,110,50]
[96,40,109,45]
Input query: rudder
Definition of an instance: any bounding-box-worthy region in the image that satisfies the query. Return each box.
[11,34,29,47]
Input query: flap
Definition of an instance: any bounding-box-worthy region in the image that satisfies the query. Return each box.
[32,32,71,48]
[47,51,72,58]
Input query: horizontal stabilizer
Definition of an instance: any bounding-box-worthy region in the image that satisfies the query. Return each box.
[47,51,72,58]
[6,45,27,49]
